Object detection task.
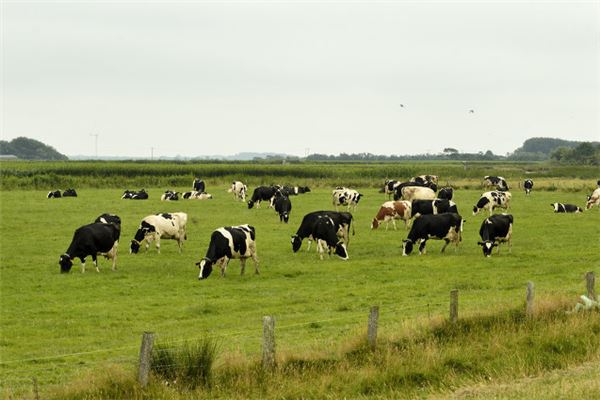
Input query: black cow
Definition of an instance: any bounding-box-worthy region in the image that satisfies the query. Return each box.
[47,190,61,198]
[297,186,311,193]
[524,179,534,195]
[311,216,349,260]
[193,178,205,193]
[411,199,458,218]
[477,214,513,257]
[274,195,292,223]
[248,186,278,209]
[63,188,78,197]
[483,176,509,191]
[94,213,122,238]
[402,213,464,256]
[550,203,582,213]
[291,211,354,252]
[59,223,120,273]
[393,181,438,201]
[196,225,259,279]
[438,187,454,201]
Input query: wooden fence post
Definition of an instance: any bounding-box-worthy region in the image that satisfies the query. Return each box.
[262,316,276,371]
[450,289,459,323]
[526,281,535,318]
[367,306,379,350]
[138,332,155,388]
[585,271,596,301]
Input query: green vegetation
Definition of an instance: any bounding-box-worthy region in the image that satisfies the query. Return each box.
[1,178,598,398]
[0,137,68,160]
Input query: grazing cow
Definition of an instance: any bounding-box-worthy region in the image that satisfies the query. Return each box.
[523,179,534,195]
[122,189,148,200]
[411,199,459,218]
[63,188,77,197]
[130,212,188,254]
[182,191,213,200]
[412,175,439,185]
[402,213,464,256]
[473,191,512,216]
[399,186,436,202]
[586,188,600,210]
[228,181,248,201]
[312,216,349,260]
[193,178,205,193]
[47,190,61,198]
[59,223,120,273]
[551,203,583,213]
[483,176,509,191]
[94,213,122,233]
[478,214,513,257]
[332,187,363,212]
[161,190,180,201]
[383,180,402,198]
[248,186,278,209]
[292,211,354,252]
[196,225,259,279]
[371,200,412,230]
[274,195,292,223]
[437,187,454,201]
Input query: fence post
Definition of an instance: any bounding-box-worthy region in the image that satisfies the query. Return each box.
[367,306,379,350]
[262,316,276,371]
[32,377,39,400]
[585,271,596,301]
[526,281,535,318]
[450,289,459,323]
[138,332,155,388]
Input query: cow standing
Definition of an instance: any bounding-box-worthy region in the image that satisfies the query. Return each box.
[411,199,459,218]
[393,181,438,201]
[274,195,292,223]
[478,214,513,257]
[437,187,454,201]
[196,225,259,279]
[312,216,349,260]
[59,223,120,273]
[371,201,412,230]
[332,187,363,212]
[248,186,278,209]
[586,188,600,210]
[551,203,583,213]
[292,211,354,252]
[229,181,248,201]
[473,191,512,216]
[94,213,122,228]
[523,179,534,195]
[130,212,188,254]
[193,178,206,193]
[483,176,509,191]
[399,186,436,202]
[402,213,464,256]
[383,180,401,199]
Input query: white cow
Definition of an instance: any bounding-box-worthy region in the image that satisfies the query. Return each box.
[228,181,248,202]
[400,186,436,202]
[130,212,188,254]
[586,188,600,210]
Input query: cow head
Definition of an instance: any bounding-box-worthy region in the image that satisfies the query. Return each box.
[59,254,73,273]
[477,241,497,257]
[402,239,413,256]
[247,200,255,209]
[196,258,213,280]
[291,235,302,252]
[281,211,290,223]
[371,218,379,229]
[334,241,348,260]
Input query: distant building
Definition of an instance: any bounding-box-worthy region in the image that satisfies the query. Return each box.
[0,155,19,160]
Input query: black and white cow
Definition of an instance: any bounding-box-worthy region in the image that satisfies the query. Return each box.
[130,212,188,254]
[94,213,122,234]
[122,189,148,200]
[384,180,402,198]
[59,223,120,273]
[161,190,180,201]
[586,188,600,210]
[473,191,512,215]
[182,191,213,200]
[248,186,278,209]
[550,203,583,213]
[411,199,459,218]
[402,213,464,256]
[274,195,292,223]
[63,188,78,197]
[297,186,311,194]
[47,190,62,198]
[228,181,248,201]
[332,187,363,212]
[477,214,513,257]
[523,179,534,195]
[292,211,354,252]
[311,216,349,260]
[193,178,205,193]
[483,176,509,191]
[196,225,259,279]
[411,175,439,185]
[437,187,454,201]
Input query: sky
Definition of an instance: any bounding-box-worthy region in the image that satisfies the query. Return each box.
[2,0,599,158]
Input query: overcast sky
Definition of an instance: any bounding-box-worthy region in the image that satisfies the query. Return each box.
[2,1,599,158]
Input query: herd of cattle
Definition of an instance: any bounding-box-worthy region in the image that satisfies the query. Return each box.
[56,176,600,279]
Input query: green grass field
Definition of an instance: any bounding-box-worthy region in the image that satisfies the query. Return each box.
[1,182,599,398]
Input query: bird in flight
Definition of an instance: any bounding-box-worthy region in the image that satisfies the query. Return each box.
[399,104,405,108]
[469,109,475,113]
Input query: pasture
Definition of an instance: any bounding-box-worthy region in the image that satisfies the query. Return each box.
[1,178,599,397]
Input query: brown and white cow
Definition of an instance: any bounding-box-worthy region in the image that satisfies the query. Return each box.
[586,188,600,210]
[371,200,412,230]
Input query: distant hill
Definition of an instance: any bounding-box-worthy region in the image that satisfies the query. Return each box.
[0,137,68,160]
[513,137,599,155]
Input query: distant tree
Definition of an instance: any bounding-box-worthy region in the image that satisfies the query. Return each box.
[443,147,459,154]
[0,137,68,160]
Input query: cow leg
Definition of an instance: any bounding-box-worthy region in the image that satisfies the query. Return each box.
[306,239,312,252]
[80,257,86,273]
[441,239,450,253]
[418,240,427,255]
[392,219,397,231]
[220,258,229,277]
[317,240,325,260]
[251,253,260,275]
[92,255,100,272]
[240,258,246,275]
